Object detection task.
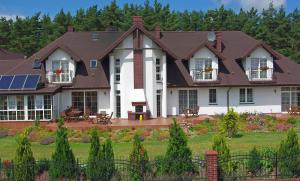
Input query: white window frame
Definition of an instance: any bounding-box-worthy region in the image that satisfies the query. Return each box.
[90,59,98,68]
[209,89,217,105]
[239,88,254,104]
[250,58,268,80]
[52,60,73,83]
[156,58,162,82]
[115,59,120,84]
[193,58,213,80]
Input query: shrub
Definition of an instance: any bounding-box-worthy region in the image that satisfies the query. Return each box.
[278,128,300,178]
[260,147,277,174]
[164,119,195,175]
[14,129,35,181]
[212,134,236,178]
[40,136,55,145]
[87,128,101,181]
[221,108,239,137]
[129,134,149,181]
[102,138,115,181]
[247,147,262,177]
[287,117,300,125]
[49,117,77,179]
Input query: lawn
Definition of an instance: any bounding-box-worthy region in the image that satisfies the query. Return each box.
[0,131,291,161]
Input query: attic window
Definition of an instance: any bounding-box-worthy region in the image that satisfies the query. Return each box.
[32,59,42,69]
[90,59,98,68]
[91,32,100,41]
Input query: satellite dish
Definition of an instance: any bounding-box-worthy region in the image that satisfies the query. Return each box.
[207,31,216,42]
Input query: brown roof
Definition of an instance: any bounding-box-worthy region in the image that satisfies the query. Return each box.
[1,25,300,91]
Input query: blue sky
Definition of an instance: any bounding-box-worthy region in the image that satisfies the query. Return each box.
[0,0,299,19]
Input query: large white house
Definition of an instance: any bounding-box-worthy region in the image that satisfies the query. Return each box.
[0,16,300,121]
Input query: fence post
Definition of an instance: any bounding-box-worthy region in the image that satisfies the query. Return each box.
[205,150,218,181]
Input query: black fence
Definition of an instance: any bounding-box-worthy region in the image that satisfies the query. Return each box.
[0,158,206,181]
[218,152,300,181]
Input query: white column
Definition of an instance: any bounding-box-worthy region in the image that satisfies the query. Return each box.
[162,54,167,118]
[109,55,116,118]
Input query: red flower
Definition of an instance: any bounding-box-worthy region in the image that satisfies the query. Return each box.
[3,160,10,167]
[54,69,62,75]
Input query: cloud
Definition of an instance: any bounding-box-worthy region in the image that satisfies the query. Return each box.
[0,14,25,21]
[239,0,286,11]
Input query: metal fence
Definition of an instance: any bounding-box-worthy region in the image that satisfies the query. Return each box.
[218,152,300,181]
[0,158,206,181]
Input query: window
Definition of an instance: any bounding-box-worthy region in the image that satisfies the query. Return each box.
[116,90,121,118]
[193,58,213,80]
[156,58,162,82]
[72,91,98,115]
[52,60,73,83]
[157,90,161,117]
[209,89,217,104]
[90,60,97,68]
[250,58,268,79]
[179,90,198,114]
[240,88,253,103]
[115,59,120,83]
[281,87,300,112]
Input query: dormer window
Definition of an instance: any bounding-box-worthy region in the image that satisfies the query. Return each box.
[90,59,97,68]
[192,58,215,80]
[250,58,268,80]
[52,60,73,83]
[32,59,42,69]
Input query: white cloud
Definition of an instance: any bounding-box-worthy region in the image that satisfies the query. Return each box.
[239,0,286,11]
[0,14,25,21]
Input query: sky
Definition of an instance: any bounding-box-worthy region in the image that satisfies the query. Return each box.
[0,0,299,19]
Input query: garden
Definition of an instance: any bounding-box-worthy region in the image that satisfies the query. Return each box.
[1,109,300,180]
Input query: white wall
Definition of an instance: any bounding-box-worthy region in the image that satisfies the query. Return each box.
[45,49,76,82]
[244,47,274,80]
[167,86,281,115]
[189,47,219,80]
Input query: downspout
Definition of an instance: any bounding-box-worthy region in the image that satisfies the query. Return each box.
[227,87,232,112]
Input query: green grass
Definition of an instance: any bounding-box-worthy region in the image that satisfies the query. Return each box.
[0,131,292,161]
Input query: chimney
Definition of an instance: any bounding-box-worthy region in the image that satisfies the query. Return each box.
[132,16,143,25]
[155,25,161,39]
[215,31,222,52]
[68,26,75,32]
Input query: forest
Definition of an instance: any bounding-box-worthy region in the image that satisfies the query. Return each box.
[0,0,299,62]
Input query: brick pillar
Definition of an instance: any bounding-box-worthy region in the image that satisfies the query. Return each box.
[206,150,218,181]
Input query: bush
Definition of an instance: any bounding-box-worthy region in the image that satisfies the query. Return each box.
[287,117,300,125]
[260,147,277,174]
[129,134,149,181]
[102,138,115,181]
[49,117,77,179]
[278,128,300,178]
[221,108,239,137]
[163,119,195,175]
[247,147,262,177]
[40,136,55,145]
[14,129,35,181]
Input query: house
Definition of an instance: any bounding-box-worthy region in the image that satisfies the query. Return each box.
[0,16,300,122]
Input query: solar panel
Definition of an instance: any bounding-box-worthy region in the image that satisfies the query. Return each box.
[23,75,40,90]
[9,75,27,90]
[0,76,14,90]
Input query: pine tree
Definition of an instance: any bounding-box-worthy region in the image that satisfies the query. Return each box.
[164,119,195,175]
[87,128,101,181]
[247,147,262,177]
[129,134,149,181]
[102,138,115,181]
[49,117,77,179]
[278,128,300,178]
[14,129,35,181]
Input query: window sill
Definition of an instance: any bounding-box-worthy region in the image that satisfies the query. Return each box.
[208,103,218,105]
[239,102,254,105]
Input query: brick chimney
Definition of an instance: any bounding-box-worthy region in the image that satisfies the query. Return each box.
[215,31,222,52]
[132,16,143,25]
[67,26,75,32]
[155,25,161,39]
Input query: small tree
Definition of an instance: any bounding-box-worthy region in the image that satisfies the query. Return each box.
[221,108,239,137]
[212,134,236,178]
[164,119,195,175]
[49,117,76,179]
[87,128,101,181]
[247,147,262,177]
[102,138,115,181]
[278,128,300,178]
[15,129,35,181]
[129,134,149,181]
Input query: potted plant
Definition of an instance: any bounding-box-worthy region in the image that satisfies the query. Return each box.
[260,66,269,71]
[54,69,62,76]
[204,66,213,73]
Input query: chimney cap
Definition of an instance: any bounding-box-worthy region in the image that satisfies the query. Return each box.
[132,16,143,24]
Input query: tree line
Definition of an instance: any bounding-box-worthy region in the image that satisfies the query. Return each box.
[0,0,299,62]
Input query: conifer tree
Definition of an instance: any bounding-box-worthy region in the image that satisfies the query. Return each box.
[15,129,35,181]
[278,128,300,178]
[247,147,262,177]
[164,119,195,175]
[87,128,101,181]
[102,138,115,181]
[49,117,76,179]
